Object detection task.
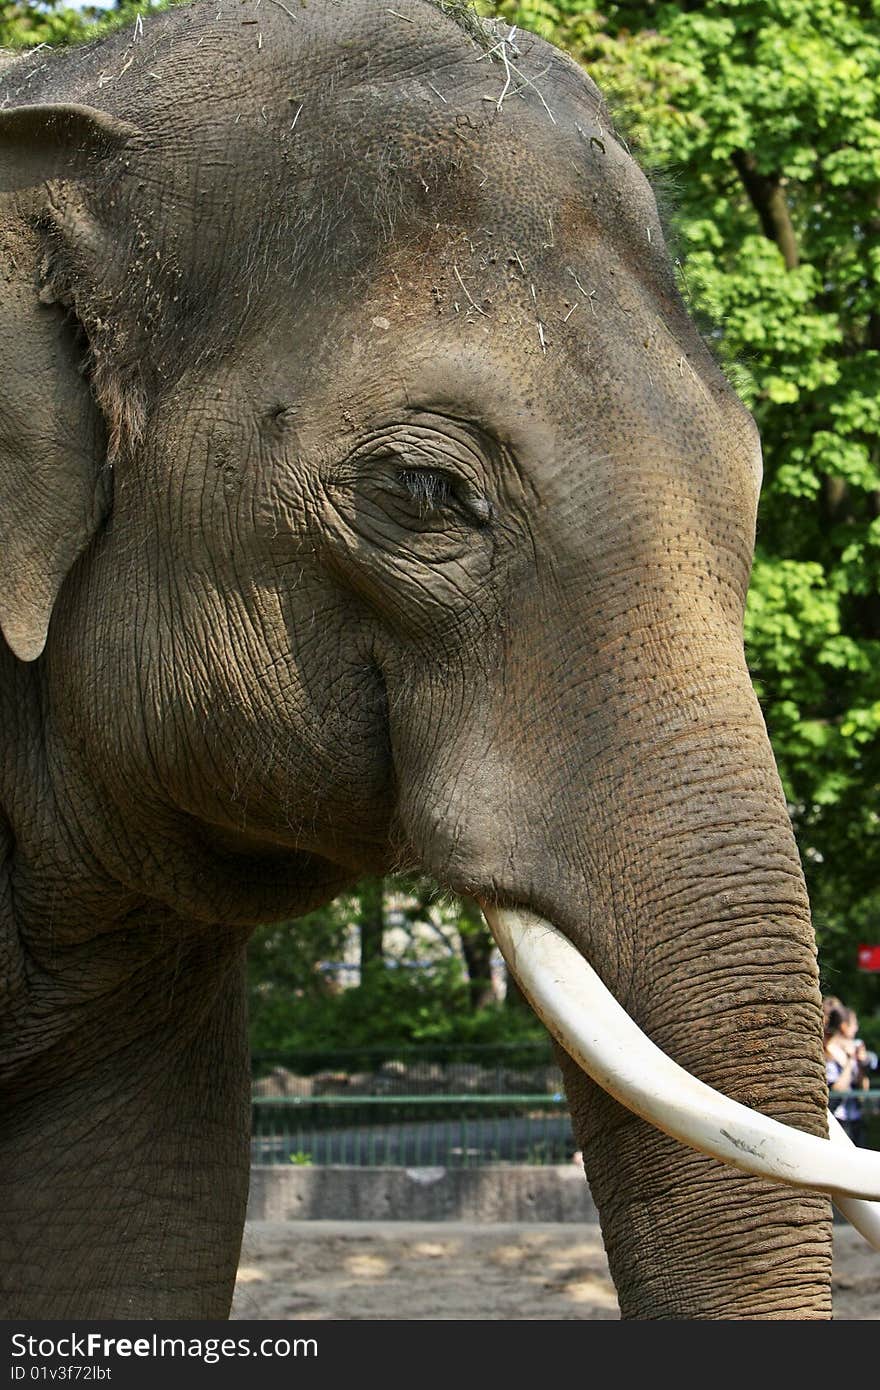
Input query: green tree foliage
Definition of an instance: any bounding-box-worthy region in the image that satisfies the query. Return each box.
[1,2,94,47]
[0,0,168,50]
[249,878,540,1053]
[484,0,880,1011]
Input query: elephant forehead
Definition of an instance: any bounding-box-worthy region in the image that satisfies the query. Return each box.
[296,30,648,265]
[121,3,633,271]
[80,1,679,389]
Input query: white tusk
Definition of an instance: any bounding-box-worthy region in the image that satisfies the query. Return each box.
[482,905,880,1205]
[827,1112,880,1250]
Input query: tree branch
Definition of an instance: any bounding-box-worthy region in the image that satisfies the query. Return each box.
[731,150,799,269]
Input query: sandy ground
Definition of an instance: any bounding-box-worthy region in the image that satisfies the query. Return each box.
[231,1221,878,1320]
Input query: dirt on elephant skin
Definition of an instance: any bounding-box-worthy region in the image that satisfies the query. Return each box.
[231,1221,878,1320]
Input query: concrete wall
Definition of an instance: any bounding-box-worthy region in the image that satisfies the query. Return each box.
[248,1165,599,1223]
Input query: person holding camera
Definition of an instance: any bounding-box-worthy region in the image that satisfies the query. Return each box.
[824,1004,878,1146]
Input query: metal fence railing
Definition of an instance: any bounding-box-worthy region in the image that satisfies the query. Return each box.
[251,1095,575,1167]
[250,1049,880,1167]
[251,1045,573,1166]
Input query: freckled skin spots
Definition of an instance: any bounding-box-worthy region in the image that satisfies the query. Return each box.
[0,0,829,1320]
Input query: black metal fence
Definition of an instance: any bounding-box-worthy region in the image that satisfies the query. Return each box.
[251,1043,575,1166]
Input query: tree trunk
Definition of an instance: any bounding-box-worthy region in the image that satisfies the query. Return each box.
[732,150,799,269]
[457,899,496,1010]
[358,876,385,978]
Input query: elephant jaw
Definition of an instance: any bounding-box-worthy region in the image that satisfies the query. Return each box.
[481,906,880,1251]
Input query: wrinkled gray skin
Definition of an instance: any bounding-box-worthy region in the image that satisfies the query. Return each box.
[0,0,832,1319]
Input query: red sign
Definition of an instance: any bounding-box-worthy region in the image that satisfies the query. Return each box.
[857,944,880,972]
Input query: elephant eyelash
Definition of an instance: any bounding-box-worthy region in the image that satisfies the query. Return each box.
[397,468,457,514]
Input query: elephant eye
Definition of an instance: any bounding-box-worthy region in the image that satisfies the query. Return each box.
[397,468,456,515]
[396,466,493,526]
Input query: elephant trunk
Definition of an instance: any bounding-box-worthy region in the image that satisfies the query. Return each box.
[395,573,864,1313]
[491,663,840,1317]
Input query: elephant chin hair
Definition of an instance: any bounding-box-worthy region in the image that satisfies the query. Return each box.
[481,905,880,1249]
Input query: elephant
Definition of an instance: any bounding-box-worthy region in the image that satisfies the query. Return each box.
[1,0,879,1321]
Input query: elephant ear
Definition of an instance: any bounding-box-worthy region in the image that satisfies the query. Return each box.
[0,103,138,662]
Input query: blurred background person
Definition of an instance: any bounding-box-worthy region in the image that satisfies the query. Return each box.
[824,1003,876,1146]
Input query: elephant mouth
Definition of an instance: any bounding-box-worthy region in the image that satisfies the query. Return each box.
[480,905,880,1251]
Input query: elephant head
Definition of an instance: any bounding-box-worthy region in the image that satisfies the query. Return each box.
[1,0,878,1319]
